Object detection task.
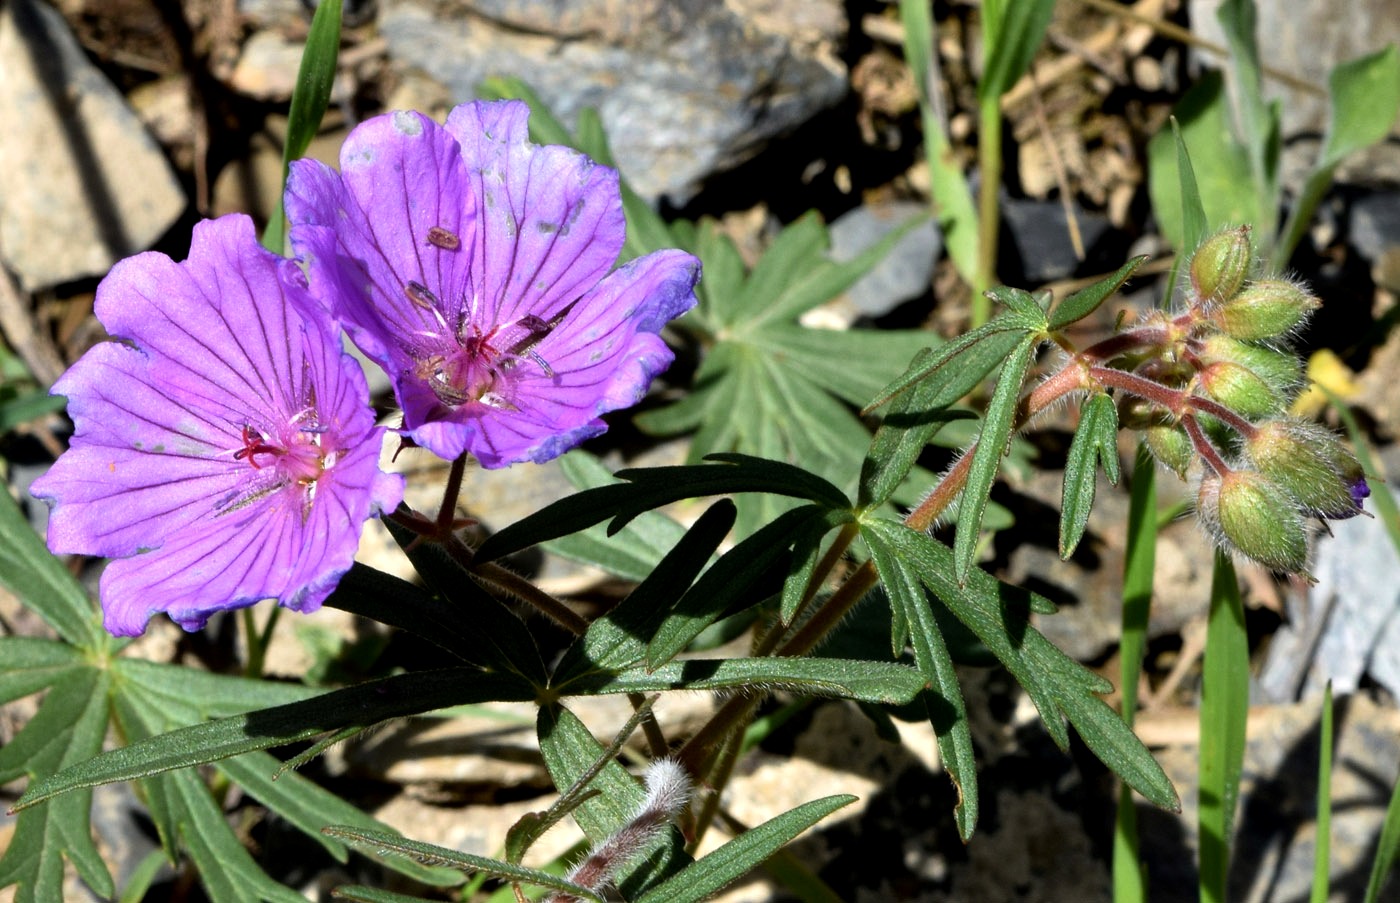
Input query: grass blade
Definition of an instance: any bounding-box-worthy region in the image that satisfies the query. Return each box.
[1199,551,1249,903]
[1113,446,1156,903]
[1311,681,1334,903]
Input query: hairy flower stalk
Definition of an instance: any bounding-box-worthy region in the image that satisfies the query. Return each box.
[287,100,701,468]
[544,759,693,903]
[31,215,403,636]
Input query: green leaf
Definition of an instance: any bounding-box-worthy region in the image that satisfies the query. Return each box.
[1217,0,1276,235]
[863,317,1030,414]
[751,324,938,409]
[779,514,834,623]
[1321,46,1400,168]
[13,668,535,810]
[554,500,736,680]
[322,561,514,668]
[743,212,928,332]
[1274,47,1400,269]
[646,505,838,668]
[113,658,318,717]
[559,657,925,705]
[954,334,1036,583]
[536,705,692,896]
[0,479,103,648]
[1059,392,1120,559]
[984,286,1049,330]
[1147,76,1252,249]
[1199,552,1249,903]
[217,753,458,886]
[863,523,977,838]
[150,765,305,903]
[0,668,113,902]
[475,456,849,563]
[1047,256,1148,332]
[544,451,693,582]
[330,886,441,903]
[1364,760,1400,903]
[859,348,973,509]
[979,0,1056,101]
[633,795,857,903]
[867,520,1178,810]
[262,0,342,253]
[383,516,547,684]
[325,828,599,900]
[0,637,84,705]
[0,390,66,434]
[1113,450,1157,898]
[900,0,978,282]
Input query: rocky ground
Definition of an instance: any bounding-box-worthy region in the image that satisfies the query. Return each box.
[4,1,1400,901]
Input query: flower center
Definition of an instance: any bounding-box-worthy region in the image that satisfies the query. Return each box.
[232,413,329,484]
[404,280,569,411]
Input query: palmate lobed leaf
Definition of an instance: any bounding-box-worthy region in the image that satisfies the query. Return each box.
[553,499,737,680]
[557,657,926,705]
[862,519,1179,811]
[0,667,114,903]
[0,474,106,650]
[324,828,597,900]
[1059,392,1121,559]
[954,334,1037,583]
[474,454,850,564]
[14,667,537,811]
[863,523,977,839]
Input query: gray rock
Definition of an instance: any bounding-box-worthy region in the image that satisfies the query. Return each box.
[1187,0,1400,187]
[0,0,186,291]
[827,201,942,319]
[378,0,848,203]
[1001,195,1113,284]
[1350,190,1400,262]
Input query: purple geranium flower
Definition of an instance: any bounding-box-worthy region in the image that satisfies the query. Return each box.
[285,100,701,467]
[30,215,403,637]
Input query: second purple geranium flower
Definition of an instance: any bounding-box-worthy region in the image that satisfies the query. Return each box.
[286,100,701,468]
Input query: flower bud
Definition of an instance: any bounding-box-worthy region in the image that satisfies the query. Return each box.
[1196,334,1303,398]
[1199,470,1308,572]
[1208,279,1320,341]
[1196,361,1285,418]
[1145,423,1193,477]
[1246,420,1369,519]
[1190,226,1252,306]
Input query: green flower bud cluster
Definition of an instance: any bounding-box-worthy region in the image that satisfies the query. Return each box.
[1109,226,1366,574]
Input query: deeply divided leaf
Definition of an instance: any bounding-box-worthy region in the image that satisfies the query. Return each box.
[954,334,1037,583]
[1059,392,1120,559]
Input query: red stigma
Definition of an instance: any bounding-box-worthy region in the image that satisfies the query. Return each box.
[233,425,283,468]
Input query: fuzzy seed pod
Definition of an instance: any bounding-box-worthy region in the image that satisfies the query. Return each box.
[1190,226,1253,307]
[1208,279,1320,341]
[1247,420,1369,519]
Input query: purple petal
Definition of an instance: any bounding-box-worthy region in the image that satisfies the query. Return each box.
[465,249,701,467]
[31,214,402,636]
[446,101,626,328]
[287,110,478,372]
